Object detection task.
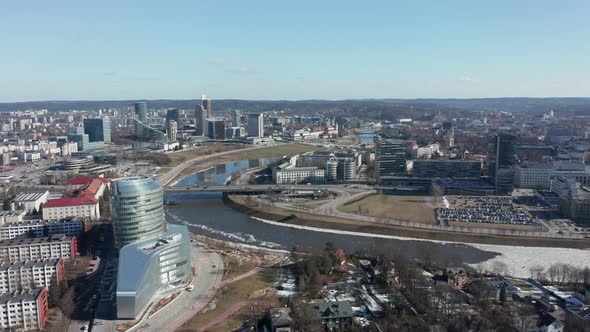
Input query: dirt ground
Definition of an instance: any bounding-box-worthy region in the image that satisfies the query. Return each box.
[338,194,436,224]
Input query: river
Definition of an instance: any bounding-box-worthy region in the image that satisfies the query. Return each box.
[165,158,497,265]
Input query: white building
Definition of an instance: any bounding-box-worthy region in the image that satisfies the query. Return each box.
[0,288,48,331]
[272,158,326,184]
[0,234,77,262]
[0,210,26,225]
[13,192,49,214]
[0,259,64,293]
[514,163,555,189]
[0,218,87,240]
[42,196,100,220]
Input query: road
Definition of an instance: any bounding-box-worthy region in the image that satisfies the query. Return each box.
[163,183,374,193]
[157,143,284,186]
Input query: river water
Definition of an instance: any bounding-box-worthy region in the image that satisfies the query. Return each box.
[165,158,498,265]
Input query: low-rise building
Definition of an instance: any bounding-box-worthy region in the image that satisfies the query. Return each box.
[0,234,77,262]
[412,159,481,179]
[307,301,353,331]
[559,187,590,225]
[42,196,100,220]
[269,308,292,332]
[0,288,48,331]
[12,192,49,214]
[0,210,26,225]
[0,217,87,240]
[565,306,590,332]
[0,258,64,293]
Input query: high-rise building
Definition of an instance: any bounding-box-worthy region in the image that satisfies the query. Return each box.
[232,109,242,127]
[247,113,264,138]
[376,138,407,182]
[202,95,212,118]
[165,109,180,130]
[488,133,516,194]
[133,102,148,139]
[168,120,178,142]
[83,118,112,144]
[207,119,226,140]
[110,177,165,248]
[112,177,192,320]
[195,105,205,136]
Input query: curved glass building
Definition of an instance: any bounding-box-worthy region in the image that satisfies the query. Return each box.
[111,177,165,248]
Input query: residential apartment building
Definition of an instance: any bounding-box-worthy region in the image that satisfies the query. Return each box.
[0,234,78,262]
[0,218,87,240]
[0,211,26,225]
[42,196,100,220]
[0,259,64,293]
[0,288,48,331]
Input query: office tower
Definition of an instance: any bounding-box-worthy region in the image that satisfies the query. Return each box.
[110,177,165,248]
[232,109,242,127]
[113,177,192,320]
[376,138,407,182]
[488,133,516,195]
[133,102,147,139]
[168,120,178,142]
[247,113,264,138]
[202,95,212,118]
[166,108,180,129]
[195,105,209,136]
[83,118,112,143]
[207,119,226,140]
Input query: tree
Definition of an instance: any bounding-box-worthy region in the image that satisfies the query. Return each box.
[2,199,11,211]
[48,275,61,308]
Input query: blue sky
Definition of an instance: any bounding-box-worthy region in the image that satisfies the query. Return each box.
[0,0,589,101]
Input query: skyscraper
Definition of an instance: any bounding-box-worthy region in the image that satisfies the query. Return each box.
[232,109,242,127]
[168,120,178,142]
[202,95,212,118]
[83,118,111,143]
[133,102,147,139]
[110,177,165,248]
[376,138,407,182]
[247,113,264,138]
[165,108,180,129]
[207,119,226,140]
[489,133,516,194]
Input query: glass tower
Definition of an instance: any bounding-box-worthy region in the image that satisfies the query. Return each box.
[110,177,165,248]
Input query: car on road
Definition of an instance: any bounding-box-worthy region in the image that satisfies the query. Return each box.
[185,285,194,291]
[81,325,89,331]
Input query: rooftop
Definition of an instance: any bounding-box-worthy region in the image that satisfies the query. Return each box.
[0,234,72,247]
[43,196,98,208]
[13,191,48,202]
[0,217,84,228]
[66,176,110,186]
[0,288,44,303]
[0,258,61,271]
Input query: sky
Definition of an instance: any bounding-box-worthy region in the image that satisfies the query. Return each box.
[0,0,589,102]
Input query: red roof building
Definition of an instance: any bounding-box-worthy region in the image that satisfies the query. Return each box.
[43,197,98,208]
[42,197,101,220]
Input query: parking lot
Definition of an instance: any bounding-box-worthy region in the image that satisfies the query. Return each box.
[437,195,537,226]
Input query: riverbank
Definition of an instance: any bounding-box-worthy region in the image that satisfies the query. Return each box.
[223,194,590,249]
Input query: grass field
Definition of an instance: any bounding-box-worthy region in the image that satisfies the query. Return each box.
[338,194,436,224]
[167,144,245,166]
[221,253,257,281]
[176,269,277,332]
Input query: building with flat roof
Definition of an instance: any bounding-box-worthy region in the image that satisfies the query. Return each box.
[111,177,164,248]
[116,224,191,319]
[247,113,264,138]
[0,234,77,262]
[376,138,407,181]
[12,192,49,214]
[0,217,87,240]
[83,117,112,144]
[0,258,64,293]
[42,196,100,220]
[412,160,481,179]
[0,210,26,225]
[133,102,148,139]
[489,134,516,195]
[0,288,48,331]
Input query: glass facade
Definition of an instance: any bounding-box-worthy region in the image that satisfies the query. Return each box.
[110,177,165,248]
[116,224,191,319]
[83,118,112,143]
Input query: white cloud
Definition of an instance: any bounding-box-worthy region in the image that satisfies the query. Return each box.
[459,75,478,82]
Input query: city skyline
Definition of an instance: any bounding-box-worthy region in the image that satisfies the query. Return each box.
[1,0,589,102]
